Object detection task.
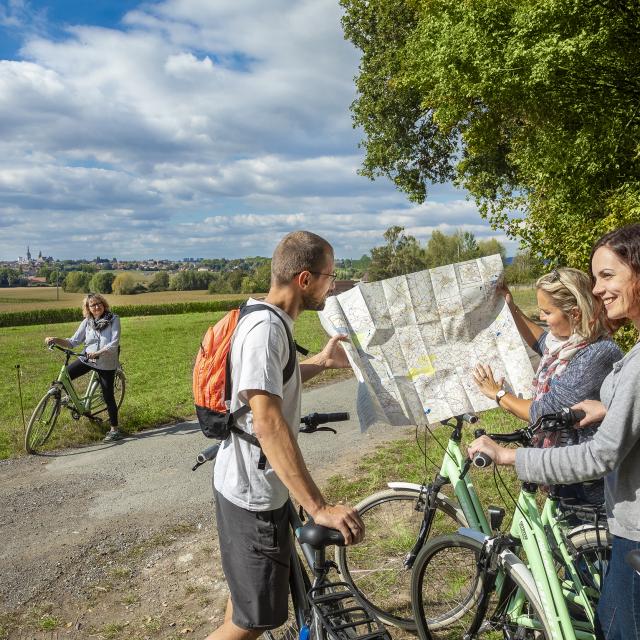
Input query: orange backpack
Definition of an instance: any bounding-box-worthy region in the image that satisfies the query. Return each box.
[193,303,304,447]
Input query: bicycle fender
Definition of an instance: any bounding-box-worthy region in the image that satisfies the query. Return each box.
[387,481,425,492]
[387,482,466,524]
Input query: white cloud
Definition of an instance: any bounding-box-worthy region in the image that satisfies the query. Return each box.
[0,0,503,261]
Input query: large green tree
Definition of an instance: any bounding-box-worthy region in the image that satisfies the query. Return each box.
[342,0,640,267]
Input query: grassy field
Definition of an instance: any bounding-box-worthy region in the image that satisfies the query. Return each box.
[0,287,256,313]
[0,309,334,459]
[0,287,539,459]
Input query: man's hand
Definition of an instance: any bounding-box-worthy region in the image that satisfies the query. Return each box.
[467,436,516,467]
[572,400,607,428]
[318,334,350,370]
[313,503,364,546]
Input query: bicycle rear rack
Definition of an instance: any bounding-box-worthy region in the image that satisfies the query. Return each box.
[308,581,390,640]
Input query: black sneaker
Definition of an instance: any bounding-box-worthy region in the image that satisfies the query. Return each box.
[103,430,123,442]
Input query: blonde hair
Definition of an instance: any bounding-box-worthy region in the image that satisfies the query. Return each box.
[536,268,607,342]
[82,293,110,319]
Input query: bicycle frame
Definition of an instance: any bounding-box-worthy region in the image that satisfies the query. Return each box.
[506,487,596,640]
[51,349,112,418]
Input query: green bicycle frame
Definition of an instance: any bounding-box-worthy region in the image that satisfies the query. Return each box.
[54,359,106,417]
[508,486,596,640]
[438,431,492,536]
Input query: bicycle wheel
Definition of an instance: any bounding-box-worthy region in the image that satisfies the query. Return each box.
[411,534,551,639]
[335,488,464,630]
[567,525,611,597]
[25,390,61,453]
[88,369,126,415]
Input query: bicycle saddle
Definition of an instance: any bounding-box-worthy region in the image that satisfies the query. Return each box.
[296,524,345,548]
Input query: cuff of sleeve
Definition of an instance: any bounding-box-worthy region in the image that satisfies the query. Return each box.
[515,448,532,481]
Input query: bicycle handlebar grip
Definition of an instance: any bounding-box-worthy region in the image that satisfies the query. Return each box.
[474,428,486,439]
[463,413,478,424]
[473,452,493,468]
[322,412,349,423]
[196,443,220,464]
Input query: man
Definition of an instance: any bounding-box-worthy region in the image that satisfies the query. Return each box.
[207,231,364,640]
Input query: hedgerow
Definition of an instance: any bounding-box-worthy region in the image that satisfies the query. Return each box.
[0,299,247,328]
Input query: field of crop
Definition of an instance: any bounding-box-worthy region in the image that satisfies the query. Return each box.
[0,309,333,459]
[0,287,256,313]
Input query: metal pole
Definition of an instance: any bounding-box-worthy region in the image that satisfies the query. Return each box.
[16,364,26,437]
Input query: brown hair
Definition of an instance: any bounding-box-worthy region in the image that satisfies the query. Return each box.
[82,293,110,319]
[591,224,640,328]
[536,267,608,341]
[271,231,333,286]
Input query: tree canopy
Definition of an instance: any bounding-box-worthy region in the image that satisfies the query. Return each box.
[341,0,640,267]
[367,226,506,280]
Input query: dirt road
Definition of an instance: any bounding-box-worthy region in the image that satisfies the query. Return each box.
[0,378,412,639]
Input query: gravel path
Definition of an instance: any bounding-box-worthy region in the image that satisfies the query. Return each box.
[0,377,412,638]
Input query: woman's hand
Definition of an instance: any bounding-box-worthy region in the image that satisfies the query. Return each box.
[468,436,516,466]
[496,280,514,307]
[572,400,607,428]
[44,337,58,347]
[473,364,504,400]
[86,351,101,361]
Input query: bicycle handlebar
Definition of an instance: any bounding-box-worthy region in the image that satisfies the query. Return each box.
[48,343,99,361]
[192,411,350,470]
[470,408,585,469]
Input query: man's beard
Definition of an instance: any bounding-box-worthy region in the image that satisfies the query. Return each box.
[302,291,326,311]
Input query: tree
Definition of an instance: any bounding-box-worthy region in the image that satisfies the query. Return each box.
[368,226,428,281]
[504,249,545,285]
[252,261,272,292]
[0,268,28,287]
[63,271,92,293]
[112,272,138,295]
[90,271,116,294]
[148,271,170,292]
[341,0,640,268]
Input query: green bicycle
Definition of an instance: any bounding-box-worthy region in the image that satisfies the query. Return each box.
[25,344,126,454]
[411,409,610,640]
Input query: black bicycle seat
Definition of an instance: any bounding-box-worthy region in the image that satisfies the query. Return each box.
[296,524,345,548]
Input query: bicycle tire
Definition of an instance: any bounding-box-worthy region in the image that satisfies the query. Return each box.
[335,488,465,630]
[411,533,552,639]
[25,390,61,454]
[566,524,611,598]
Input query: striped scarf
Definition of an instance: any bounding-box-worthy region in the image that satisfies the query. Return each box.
[531,333,589,448]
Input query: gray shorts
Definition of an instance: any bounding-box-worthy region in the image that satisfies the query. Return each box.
[215,491,291,630]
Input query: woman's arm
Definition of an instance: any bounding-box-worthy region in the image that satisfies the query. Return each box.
[501,284,544,350]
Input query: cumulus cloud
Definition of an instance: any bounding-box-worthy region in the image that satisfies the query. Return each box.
[0,0,506,260]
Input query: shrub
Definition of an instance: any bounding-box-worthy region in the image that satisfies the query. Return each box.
[148,271,170,292]
[112,273,138,295]
[90,271,116,294]
[63,271,92,293]
[0,299,248,328]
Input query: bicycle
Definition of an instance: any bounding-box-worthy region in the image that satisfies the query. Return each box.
[25,344,126,454]
[411,409,611,640]
[335,413,492,631]
[193,412,392,640]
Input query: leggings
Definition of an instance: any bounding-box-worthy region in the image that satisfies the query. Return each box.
[596,535,640,639]
[66,359,118,428]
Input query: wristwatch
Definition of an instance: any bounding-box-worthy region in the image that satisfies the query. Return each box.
[495,389,507,405]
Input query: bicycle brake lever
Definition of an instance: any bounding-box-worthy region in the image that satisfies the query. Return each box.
[460,457,472,479]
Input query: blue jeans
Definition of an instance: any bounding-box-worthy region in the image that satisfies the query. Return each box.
[596,535,640,639]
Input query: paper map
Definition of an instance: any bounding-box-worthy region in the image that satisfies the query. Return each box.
[319,255,536,430]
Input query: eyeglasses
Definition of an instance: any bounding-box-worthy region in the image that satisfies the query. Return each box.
[89,302,104,309]
[549,269,567,288]
[310,271,337,283]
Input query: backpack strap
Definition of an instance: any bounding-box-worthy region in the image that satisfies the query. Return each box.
[226,302,307,470]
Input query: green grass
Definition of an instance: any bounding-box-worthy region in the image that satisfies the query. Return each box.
[0,310,333,459]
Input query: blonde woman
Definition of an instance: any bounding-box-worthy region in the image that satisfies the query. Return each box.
[473,268,622,506]
[45,293,122,441]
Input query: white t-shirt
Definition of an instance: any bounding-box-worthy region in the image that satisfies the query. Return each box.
[213,299,302,511]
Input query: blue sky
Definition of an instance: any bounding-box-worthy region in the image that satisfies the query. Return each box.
[0,0,512,261]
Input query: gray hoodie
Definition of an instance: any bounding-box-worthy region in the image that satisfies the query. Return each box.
[516,341,640,542]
